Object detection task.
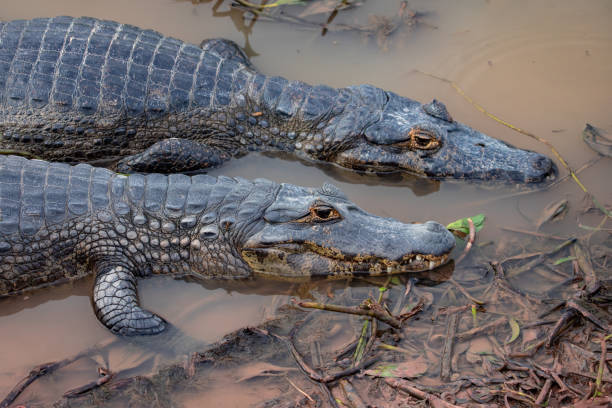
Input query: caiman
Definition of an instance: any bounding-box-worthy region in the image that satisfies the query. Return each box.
[0,155,455,335]
[0,16,554,182]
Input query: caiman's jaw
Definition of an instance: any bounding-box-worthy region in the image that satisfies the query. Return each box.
[241,243,452,280]
[239,182,455,280]
[328,90,556,183]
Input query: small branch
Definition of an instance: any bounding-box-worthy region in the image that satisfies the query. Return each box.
[1,362,62,408]
[546,309,577,347]
[505,238,576,278]
[385,378,463,408]
[296,300,401,329]
[449,278,485,305]
[594,335,608,397]
[63,368,115,398]
[398,297,425,322]
[455,317,507,342]
[0,338,116,408]
[566,299,607,329]
[334,338,359,362]
[440,313,460,381]
[285,376,314,403]
[339,379,367,408]
[500,227,569,240]
[535,378,552,406]
[455,218,475,265]
[321,356,380,384]
[269,331,379,384]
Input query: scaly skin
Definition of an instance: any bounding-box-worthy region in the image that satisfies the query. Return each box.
[0,155,455,335]
[0,17,554,182]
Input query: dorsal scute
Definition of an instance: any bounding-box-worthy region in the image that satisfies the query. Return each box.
[318,182,347,201]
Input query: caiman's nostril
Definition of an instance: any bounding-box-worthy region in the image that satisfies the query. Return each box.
[530,154,552,173]
[424,221,446,233]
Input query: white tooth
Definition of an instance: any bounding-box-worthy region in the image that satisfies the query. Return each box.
[416,255,423,262]
[408,258,414,264]
[429,261,435,270]
[387,266,392,273]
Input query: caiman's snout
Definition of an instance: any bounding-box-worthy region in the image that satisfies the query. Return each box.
[385,220,455,262]
[409,221,455,258]
[424,220,448,234]
[525,153,555,182]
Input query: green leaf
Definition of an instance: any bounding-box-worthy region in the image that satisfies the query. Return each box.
[553,256,576,266]
[447,214,486,236]
[365,364,397,378]
[266,0,307,7]
[506,317,520,344]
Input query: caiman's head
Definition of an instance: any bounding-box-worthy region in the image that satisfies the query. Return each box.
[240,182,455,280]
[315,85,555,183]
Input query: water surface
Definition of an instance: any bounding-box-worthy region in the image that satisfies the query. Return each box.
[1,0,611,405]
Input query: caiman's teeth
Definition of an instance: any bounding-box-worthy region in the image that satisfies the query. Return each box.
[415,255,423,262]
[387,266,392,273]
[429,261,435,270]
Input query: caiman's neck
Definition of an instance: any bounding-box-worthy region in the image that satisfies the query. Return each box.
[201,71,345,159]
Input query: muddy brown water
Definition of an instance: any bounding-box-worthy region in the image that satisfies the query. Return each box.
[1,0,611,406]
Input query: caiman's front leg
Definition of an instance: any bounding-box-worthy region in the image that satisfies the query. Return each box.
[93,264,166,336]
[115,138,230,174]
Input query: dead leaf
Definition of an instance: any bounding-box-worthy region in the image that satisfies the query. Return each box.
[574,396,612,408]
[583,123,612,157]
[506,317,520,344]
[535,198,568,230]
[235,362,297,382]
[364,356,428,379]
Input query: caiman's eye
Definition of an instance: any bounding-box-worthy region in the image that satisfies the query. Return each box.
[393,127,441,151]
[295,204,342,223]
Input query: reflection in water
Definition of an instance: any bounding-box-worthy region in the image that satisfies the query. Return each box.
[262,151,442,196]
[0,278,92,317]
[192,0,261,57]
[0,263,455,404]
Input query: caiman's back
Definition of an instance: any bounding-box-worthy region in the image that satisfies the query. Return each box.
[0,154,266,298]
[0,16,251,162]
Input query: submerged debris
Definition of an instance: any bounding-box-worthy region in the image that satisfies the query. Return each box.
[583,123,612,158]
[3,207,610,407]
[230,0,435,50]
[535,198,569,230]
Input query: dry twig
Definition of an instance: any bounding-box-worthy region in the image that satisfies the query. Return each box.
[0,338,116,408]
[296,299,401,328]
